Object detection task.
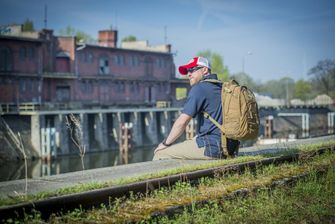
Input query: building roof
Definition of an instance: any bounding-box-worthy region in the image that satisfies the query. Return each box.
[0,35,43,43]
[83,43,173,56]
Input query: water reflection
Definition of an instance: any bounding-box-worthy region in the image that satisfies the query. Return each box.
[0,147,155,182]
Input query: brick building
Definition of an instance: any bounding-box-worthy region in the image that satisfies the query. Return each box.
[0,24,189,111]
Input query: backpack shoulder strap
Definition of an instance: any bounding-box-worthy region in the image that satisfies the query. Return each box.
[203,111,225,133]
[201,79,222,84]
[203,111,229,157]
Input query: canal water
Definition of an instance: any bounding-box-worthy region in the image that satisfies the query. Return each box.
[0,147,155,182]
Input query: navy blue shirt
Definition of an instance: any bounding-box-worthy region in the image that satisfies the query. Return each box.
[182,74,223,158]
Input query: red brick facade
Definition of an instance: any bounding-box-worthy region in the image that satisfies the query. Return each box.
[0,26,189,108]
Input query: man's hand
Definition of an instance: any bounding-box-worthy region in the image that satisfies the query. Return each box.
[154,143,167,154]
[153,113,192,155]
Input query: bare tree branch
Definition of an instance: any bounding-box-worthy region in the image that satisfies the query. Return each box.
[65,114,86,171]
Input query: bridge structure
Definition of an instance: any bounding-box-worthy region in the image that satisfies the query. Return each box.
[0,104,334,161]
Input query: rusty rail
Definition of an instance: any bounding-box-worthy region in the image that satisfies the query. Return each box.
[0,146,333,221]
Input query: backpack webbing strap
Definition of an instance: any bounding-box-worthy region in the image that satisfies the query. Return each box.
[221,135,228,158]
[201,79,231,92]
[203,111,229,157]
[203,112,224,133]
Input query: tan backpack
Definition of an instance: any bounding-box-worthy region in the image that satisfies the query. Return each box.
[202,79,260,157]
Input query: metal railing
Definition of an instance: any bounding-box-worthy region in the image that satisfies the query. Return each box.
[0,103,41,113]
[156,101,171,108]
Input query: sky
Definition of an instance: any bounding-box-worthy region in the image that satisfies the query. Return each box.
[1,0,335,83]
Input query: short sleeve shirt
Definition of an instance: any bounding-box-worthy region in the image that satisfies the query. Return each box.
[181,74,223,157]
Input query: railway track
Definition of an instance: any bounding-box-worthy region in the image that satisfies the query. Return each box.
[0,144,334,222]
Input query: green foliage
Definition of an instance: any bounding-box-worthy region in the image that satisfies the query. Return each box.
[230,72,259,92]
[176,87,187,100]
[197,50,230,81]
[58,26,95,43]
[308,59,335,98]
[177,54,335,100]
[294,79,312,100]
[258,76,295,99]
[22,18,34,32]
[122,35,137,42]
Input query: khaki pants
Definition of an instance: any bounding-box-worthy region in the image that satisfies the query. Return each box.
[152,138,215,160]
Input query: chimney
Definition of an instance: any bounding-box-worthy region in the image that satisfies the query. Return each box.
[98,30,118,48]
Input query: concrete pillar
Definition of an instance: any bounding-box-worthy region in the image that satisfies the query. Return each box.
[39,116,57,160]
[31,114,45,157]
[145,112,158,144]
[79,113,89,152]
[328,112,335,134]
[112,112,123,146]
[106,113,117,149]
[54,114,70,155]
[95,113,108,150]
[302,114,309,138]
[185,119,195,140]
[278,112,310,138]
[131,112,143,146]
[159,111,172,139]
[265,115,274,138]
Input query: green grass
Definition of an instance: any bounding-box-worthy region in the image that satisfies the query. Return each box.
[10,150,334,224]
[0,140,334,208]
[156,167,335,224]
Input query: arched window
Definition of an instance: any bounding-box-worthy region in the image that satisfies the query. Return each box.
[0,46,13,71]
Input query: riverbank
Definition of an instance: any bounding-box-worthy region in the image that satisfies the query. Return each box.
[0,135,333,201]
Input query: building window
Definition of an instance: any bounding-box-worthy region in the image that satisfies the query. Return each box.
[116,55,125,66]
[80,52,87,63]
[80,52,94,63]
[20,79,33,92]
[0,46,13,71]
[19,47,26,61]
[99,57,109,75]
[26,79,32,90]
[131,55,139,66]
[88,53,94,63]
[27,47,35,59]
[20,79,26,91]
[80,80,93,94]
[118,81,125,92]
[56,86,71,102]
[156,58,162,67]
[130,81,137,92]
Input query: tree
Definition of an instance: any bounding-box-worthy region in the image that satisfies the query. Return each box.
[259,77,295,100]
[59,26,95,43]
[230,72,258,92]
[197,50,229,81]
[22,18,35,32]
[293,79,312,101]
[308,59,335,98]
[122,35,137,42]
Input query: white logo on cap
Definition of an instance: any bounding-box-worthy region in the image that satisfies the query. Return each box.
[188,58,195,64]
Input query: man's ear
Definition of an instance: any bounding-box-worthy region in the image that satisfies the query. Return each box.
[202,67,209,75]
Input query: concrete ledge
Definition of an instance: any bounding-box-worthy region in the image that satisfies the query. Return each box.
[0,135,334,198]
[0,159,210,198]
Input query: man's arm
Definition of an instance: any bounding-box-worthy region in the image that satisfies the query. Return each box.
[154,113,192,154]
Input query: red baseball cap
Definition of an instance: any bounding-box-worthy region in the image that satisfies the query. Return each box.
[178,56,211,75]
